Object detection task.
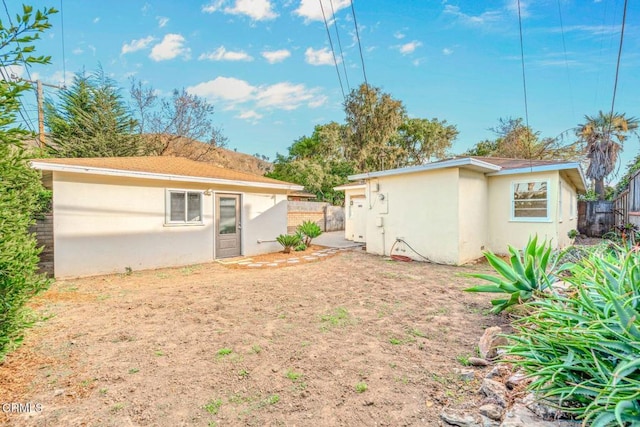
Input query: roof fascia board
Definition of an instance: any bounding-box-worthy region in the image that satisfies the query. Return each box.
[348,158,500,181]
[333,184,366,191]
[30,161,304,191]
[487,162,588,191]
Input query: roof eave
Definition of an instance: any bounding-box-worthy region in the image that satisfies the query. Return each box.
[486,162,588,193]
[30,161,304,191]
[347,157,501,181]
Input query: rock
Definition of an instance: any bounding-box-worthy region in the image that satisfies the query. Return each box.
[469,357,490,367]
[440,409,481,427]
[479,403,504,421]
[500,403,578,427]
[506,371,528,389]
[453,368,475,381]
[53,388,65,397]
[480,378,508,407]
[521,393,571,420]
[485,364,511,380]
[479,327,508,360]
[481,415,502,427]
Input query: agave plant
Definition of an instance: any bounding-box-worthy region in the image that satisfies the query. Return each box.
[276,234,301,254]
[464,235,555,314]
[506,243,640,425]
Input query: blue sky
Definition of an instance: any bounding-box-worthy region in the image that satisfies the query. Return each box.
[9,0,640,178]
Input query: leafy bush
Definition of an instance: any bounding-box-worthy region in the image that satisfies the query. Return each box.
[464,236,555,313]
[0,146,51,359]
[294,243,307,252]
[506,243,640,425]
[567,229,579,239]
[297,220,322,246]
[276,234,301,254]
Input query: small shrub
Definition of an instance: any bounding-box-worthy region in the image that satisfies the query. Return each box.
[464,235,555,313]
[203,399,222,414]
[355,382,368,393]
[294,243,307,252]
[276,234,301,254]
[297,220,322,246]
[217,348,233,357]
[567,229,579,239]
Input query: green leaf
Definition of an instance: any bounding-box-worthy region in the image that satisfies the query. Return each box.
[464,285,506,293]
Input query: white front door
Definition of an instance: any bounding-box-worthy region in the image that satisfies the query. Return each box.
[351,197,367,243]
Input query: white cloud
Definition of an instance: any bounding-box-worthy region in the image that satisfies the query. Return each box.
[149,34,190,61]
[121,36,155,55]
[295,0,351,23]
[188,76,256,102]
[202,0,225,13]
[237,110,263,120]
[398,40,422,55]
[199,46,253,61]
[187,76,327,118]
[443,4,502,27]
[256,82,325,110]
[261,49,291,63]
[93,17,100,24]
[202,0,277,20]
[226,0,277,20]
[442,48,453,55]
[394,31,405,39]
[157,16,169,28]
[72,48,83,55]
[0,65,24,80]
[305,47,336,66]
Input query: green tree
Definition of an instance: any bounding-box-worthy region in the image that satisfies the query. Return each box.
[392,118,457,166]
[343,84,406,172]
[267,123,354,204]
[464,117,582,161]
[45,69,145,157]
[0,4,56,359]
[576,111,639,199]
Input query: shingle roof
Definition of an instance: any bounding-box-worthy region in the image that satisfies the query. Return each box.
[31,156,300,189]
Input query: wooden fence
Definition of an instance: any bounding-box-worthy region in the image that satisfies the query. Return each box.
[287,201,344,234]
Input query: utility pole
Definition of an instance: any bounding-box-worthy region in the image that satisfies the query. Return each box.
[14,76,65,148]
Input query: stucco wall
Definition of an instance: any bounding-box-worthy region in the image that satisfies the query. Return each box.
[486,171,561,254]
[457,169,489,263]
[365,169,460,264]
[52,172,289,278]
[242,194,288,256]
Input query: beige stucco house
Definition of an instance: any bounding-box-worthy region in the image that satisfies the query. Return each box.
[335,157,587,265]
[31,157,303,278]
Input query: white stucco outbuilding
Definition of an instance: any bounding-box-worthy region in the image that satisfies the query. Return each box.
[31,156,303,278]
[335,157,587,265]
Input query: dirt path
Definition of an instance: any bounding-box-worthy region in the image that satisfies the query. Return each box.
[1,250,504,426]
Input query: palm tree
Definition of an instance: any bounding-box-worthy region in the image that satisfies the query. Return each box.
[576,111,639,199]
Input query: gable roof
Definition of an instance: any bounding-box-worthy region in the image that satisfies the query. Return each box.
[347,156,587,192]
[31,156,304,191]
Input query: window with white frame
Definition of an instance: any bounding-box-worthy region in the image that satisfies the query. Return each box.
[512,180,549,221]
[166,190,203,224]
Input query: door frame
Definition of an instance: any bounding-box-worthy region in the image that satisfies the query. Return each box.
[213,192,243,259]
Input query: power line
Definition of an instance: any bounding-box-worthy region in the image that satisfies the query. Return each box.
[329,0,350,93]
[516,0,529,130]
[556,0,575,120]
[319,0,345,100]
[609,0,628,119]
[350,0,368,87]
[60,0,67,86]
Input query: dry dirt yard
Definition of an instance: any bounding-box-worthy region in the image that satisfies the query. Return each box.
[0,249,506,426]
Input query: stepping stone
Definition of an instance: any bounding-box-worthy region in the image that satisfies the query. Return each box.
[238,261,253,265]
[267,263,278,267]
[315,253,328,257]
[248,264,263,268]
[303,256,315,260]
[287,259,299,263]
